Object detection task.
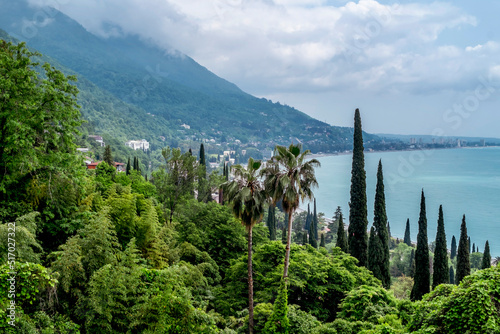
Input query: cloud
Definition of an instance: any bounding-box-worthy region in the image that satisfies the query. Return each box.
[28,0,492,97]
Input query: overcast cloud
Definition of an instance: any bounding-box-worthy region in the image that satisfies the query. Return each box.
[28,0,500,136]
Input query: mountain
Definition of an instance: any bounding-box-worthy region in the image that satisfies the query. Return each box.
[0,0,377,153]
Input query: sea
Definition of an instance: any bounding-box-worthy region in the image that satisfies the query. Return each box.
[310,146,500,257]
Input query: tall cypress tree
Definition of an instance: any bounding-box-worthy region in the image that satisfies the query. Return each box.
[348,108,368,267]
[309,217,318,248]
[456,215,471,284]
[468,236,471,253]
[408,249,415,278]
[404,219,412,246]
[302,232,308,245]
[267,206,277,241]
[199,143,206,167]
[313,198,319,241]
[368,160,391,288]
[450,235,457,259]
[320,233,326,248]
[304,204,311,234]
[432,205,449,288]
[410,190,430,301]
[337,212,348,252]
[104,145,113,166]
[472,243,476,253]
[198,143,208,202]
[482,240,491,269]
[449,266,455,285]
[126,157,131,175]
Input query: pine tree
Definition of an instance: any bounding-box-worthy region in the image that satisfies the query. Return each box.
[432,205,449,288]
[126,157,131,175]
[456,215,471,284]
[449,266,455,285]
[320,234,326,248]
[336,212,348,252]
[368,160,391,288]
[104,145,113,166]
[410,190,430,301]
[482,240,491,269]
[450,235,457,259]
[348,109,368,267]
[313,198,319,241]
[267,206,277,241]
[408,249,415,278]
[404,219,412,246]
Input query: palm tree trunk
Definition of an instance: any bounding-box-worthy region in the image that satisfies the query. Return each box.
[283,210,294,278]
[248,227,254,334]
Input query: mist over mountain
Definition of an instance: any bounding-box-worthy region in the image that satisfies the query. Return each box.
[0,0,376,153]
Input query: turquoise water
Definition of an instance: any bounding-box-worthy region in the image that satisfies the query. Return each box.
[311,147,500,257]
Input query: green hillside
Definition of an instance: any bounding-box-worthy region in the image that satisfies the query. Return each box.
[0,0,377,153]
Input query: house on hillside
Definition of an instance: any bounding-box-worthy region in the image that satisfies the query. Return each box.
[125,139,150,151]
[86,161,125,172]
[88,135,105,146]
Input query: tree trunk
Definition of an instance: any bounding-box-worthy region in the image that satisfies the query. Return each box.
[248,227,254,334]
[283,210,294,278]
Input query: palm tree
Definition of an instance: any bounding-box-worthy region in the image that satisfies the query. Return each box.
[222,157,267,334]
[262,143,320,278]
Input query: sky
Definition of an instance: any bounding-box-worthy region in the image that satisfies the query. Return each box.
[29,0,500,137]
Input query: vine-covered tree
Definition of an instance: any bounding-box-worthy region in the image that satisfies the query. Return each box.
[482,240,491,269]
[450,235,457,259]
[456,215,471,284]
[262,143,320,279]
[410,190,430,301]
[222,158,267,334]
[348,109,368,267]
[404,219,411,246]
[432,205,448,288]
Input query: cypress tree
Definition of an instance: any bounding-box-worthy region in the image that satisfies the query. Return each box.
[482,240,491,269]
[432,205,449,288]
[199,143,206,167]
[450,235,457,259]
[313,198,319,241]
[281,226,287,245]
[404,219,411,246]
[410,190,430,301]
[449,266,455,285]
[302,232,308,245]
[309,218,318,248]
[304,204,311,233]
[408,249,415,278]
[368,226,382,279]
[336,212,348,252]
[472,243,475,253]
[468,236,471,253]
[387,221,391,239]
[456,215,471,284]
[126,157,131,175]
[104,145,113,166]
[136,157,141,173]
[348,108,368,267]
[267,206,277,241]
[320,234,326,248]
[188,148,193,156]
[368,160,391,288]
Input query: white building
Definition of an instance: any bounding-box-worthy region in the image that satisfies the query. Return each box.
[125,139,150,151]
